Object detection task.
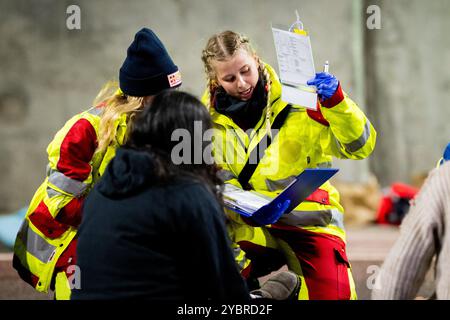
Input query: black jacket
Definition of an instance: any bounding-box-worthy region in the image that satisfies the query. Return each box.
[71,148,249,301]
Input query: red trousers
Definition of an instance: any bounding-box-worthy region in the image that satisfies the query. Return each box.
[239,225,354,300]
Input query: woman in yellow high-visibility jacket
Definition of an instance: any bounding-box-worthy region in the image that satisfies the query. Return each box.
[201,30,376,300]
[12,28,182,300]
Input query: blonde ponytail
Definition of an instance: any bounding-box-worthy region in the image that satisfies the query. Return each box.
[92,81,144,153]
[255,56,273,138]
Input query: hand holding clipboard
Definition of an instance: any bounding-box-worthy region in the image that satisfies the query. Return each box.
[223,168,339,225]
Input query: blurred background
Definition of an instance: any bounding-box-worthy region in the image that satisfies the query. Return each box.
[0,0,449,299]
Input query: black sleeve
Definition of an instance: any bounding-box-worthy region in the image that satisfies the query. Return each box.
[177,185,250,302]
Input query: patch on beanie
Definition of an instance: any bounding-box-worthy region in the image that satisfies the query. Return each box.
[168,71,182,87]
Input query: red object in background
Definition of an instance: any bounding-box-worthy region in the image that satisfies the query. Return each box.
[376,183,419,225]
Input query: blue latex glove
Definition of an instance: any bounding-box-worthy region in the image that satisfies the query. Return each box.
[439,142,450,166]
[250,200,291,226]
[307,72,339,100]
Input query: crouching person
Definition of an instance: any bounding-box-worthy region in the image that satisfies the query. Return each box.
[71,90,299,301]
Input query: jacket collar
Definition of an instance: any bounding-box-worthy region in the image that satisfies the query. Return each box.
[204,62,288,130]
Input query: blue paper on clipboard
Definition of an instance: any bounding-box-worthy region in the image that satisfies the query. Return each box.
[223,168,338,217]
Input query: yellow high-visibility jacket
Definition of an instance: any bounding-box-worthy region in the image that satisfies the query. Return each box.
[202,63,376,240]
[13,105,127,293]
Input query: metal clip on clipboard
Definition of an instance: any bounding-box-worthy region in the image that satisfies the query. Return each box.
[289,10,305,33]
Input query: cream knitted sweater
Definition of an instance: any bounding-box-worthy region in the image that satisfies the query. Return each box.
[372,161,450,299]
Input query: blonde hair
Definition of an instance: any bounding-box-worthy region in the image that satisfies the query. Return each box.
[201,31,273,135]
[92,81,144,153]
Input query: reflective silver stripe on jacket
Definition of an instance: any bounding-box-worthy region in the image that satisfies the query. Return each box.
[87,106,103,117]
[279,209,344,230]
[333,137,349,158]
[217,169,236,183]
[265,176,296,192]
[46,187,60,198]
[233,247,248,270]
[16,220,56,263]
[48,171,88,197]
[226,129,246,151]
[343,120,371,153]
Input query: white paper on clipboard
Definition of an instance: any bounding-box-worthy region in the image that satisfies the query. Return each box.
[272,26,318,110]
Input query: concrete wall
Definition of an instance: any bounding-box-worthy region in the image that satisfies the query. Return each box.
[365,0,450,186]
[0,0,360,212]
[0,0,449,211]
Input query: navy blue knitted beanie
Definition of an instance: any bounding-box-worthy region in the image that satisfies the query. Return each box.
[119,28,181,96]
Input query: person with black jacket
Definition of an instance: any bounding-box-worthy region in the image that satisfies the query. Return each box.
[71,90,250,301]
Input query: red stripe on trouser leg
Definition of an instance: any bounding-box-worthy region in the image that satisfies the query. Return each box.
[238,241,287,279]
[268,227,352,300]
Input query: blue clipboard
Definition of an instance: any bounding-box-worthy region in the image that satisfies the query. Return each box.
[230,168,338,217]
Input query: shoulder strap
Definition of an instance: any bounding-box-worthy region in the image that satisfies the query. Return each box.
[237,105,292,190]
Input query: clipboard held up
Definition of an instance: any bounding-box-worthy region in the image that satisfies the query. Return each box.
[271,11,318,110]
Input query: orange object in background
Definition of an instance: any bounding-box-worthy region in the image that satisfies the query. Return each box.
[376,183,419,225]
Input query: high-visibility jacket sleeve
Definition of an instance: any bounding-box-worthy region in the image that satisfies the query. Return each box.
[319,84,377,160]
[43,117,98,227]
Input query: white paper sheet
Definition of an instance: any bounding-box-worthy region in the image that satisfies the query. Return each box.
[272,27,317,110]
[281,84,318,111]
[222,184,272,215]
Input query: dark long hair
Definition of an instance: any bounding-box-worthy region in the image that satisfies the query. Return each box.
[125,90,223,202]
